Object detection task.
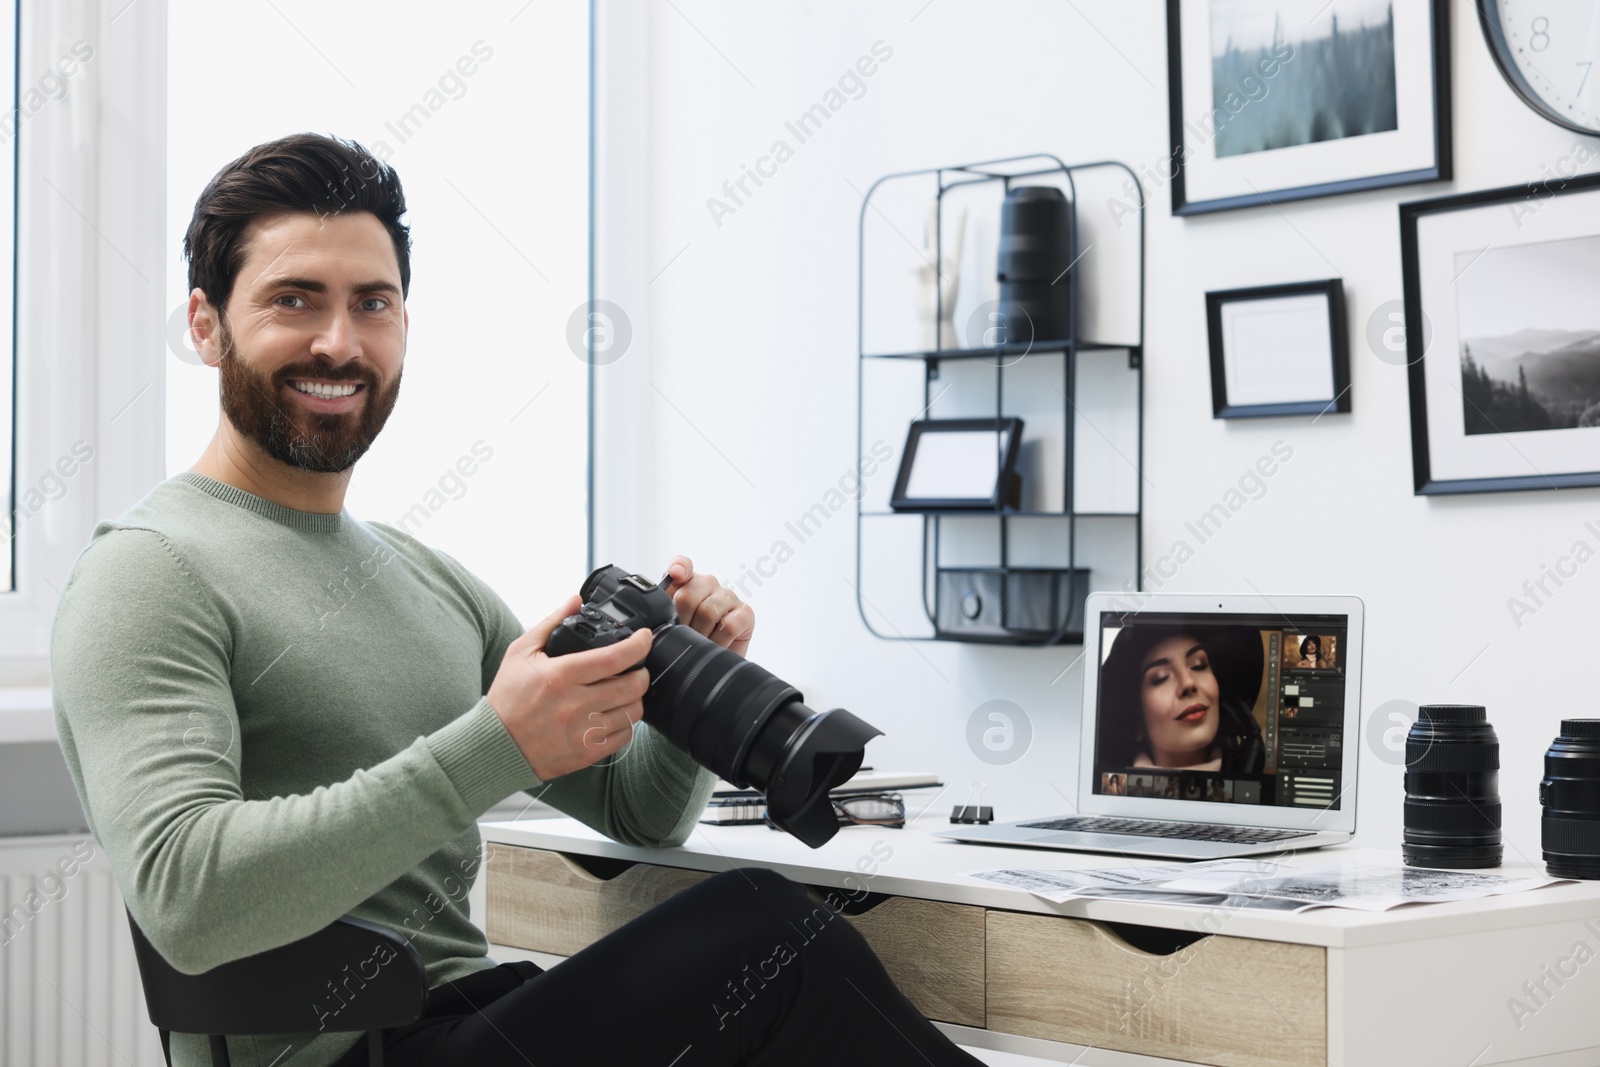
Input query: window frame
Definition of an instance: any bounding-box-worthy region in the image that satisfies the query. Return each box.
[590,0,657,571]
[0,0,166,686]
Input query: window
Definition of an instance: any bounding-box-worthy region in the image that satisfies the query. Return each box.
[0,1,18,590]
[0,3,165,678]
[165,1,590,622]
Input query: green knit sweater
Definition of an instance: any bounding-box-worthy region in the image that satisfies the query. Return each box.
[51,473,715,1067]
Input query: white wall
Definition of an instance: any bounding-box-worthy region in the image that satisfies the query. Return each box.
[604,0,1598,859]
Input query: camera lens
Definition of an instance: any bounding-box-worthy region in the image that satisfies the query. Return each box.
[547,565,884,848]
[1402,704,1502,869]
[996,186,1072,342]
[643,625,882,848]
[1541,719,1600,879]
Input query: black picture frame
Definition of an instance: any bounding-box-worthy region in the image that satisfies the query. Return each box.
[1166,0,1452,216]
[1206,279,1350,419]
[889,417,1024,512]
[1402,172,1600,495]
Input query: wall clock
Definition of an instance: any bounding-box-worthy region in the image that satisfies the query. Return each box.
[1480,0,1600,134]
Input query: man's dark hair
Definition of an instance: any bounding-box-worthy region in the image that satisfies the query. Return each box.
[183,133,410,315]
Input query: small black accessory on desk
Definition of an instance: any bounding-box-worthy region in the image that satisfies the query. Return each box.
[951,783,993,824]
[997,185,1072,342]
[545,564,883,849]
[1402,704,1503,869]
[889,417,1024,512]
[1541,719,1600,880]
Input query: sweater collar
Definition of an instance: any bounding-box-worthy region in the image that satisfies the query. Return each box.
[174,472,346,533]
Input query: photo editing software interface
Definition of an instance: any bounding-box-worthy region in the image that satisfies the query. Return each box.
[1093,612,1349,811]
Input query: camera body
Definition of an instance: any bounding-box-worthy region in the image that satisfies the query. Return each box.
[544,565,883,848]
[545,568,677,661]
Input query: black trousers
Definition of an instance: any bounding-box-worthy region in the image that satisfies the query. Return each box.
[334,868,984,1066]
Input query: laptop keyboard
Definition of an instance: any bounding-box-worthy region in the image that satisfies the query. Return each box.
[1017,816,1312,844]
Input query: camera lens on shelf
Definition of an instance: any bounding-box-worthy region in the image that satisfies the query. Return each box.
[996,186,1072,343]
[1402,704,1502,869]
[1541,719,1600,880]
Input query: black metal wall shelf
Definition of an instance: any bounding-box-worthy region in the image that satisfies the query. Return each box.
[863,339,1138,363]
[860,509,1139,519]
[854,153,1145,647]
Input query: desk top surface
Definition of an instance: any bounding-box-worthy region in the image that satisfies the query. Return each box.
[481,812,1600,950]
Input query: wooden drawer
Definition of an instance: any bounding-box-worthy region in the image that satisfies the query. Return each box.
[827,893,985,1028]
[486,845,712,956]
[485,846,984,1026]
[986,910,1327,1067]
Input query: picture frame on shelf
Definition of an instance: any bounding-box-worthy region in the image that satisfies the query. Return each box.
[889,417,1025,512]
[1401,172,1600,495]
[1165,0,1451,216]
[1206,279,1350,419]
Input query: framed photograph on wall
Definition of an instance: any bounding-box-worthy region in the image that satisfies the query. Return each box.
[1206,279,1350,419]
[1402,172,1600,495]
[1166,0,1451,216]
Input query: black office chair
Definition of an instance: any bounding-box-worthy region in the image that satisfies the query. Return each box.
[127,910,428,1067]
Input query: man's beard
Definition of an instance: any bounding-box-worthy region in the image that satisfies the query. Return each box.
[216,323,402,474]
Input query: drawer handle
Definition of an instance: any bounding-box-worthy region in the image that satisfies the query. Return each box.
[1101,920,1207,956]
[554,852,640,882]
[806,885,891,916]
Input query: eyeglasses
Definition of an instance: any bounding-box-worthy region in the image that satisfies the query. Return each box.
[832,792,906,828]
[763,792,907,832]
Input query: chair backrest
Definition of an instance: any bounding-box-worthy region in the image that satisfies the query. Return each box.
[127,910,428,1039]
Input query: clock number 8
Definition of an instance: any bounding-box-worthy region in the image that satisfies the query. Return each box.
[1531,15,1550,53]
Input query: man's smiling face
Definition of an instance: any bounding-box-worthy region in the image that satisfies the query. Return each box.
[209,210,407,473]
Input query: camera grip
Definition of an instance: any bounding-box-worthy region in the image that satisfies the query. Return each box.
[544,614,645,673]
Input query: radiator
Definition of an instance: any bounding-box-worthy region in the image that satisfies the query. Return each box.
[0,835,163,1066]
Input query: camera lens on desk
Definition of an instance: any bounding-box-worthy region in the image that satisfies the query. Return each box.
[1402,704,1503,869]
[1541,719,1600,880]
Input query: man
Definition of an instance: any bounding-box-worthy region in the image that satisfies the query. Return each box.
[52,134,980,1067]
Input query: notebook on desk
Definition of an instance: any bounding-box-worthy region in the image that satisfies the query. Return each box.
[937,592,1364,860]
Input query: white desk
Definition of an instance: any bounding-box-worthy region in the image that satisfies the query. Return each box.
[481,814,1600,1066]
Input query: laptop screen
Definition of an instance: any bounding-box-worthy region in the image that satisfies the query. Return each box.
[1092,611,1349,810]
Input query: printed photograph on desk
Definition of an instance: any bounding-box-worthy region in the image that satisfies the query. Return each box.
[967,859,1568,910]
[1093,614,1349,810]
[1404,172,1600,493]
[1167,0,1449,214]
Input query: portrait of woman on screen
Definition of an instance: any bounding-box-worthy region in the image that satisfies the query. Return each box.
[1098,624,1266,777]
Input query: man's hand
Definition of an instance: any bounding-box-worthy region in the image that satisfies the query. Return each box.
[664,555,754,657]
[487,595,653,780]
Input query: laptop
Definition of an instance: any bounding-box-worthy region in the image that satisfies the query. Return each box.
[937,592,1363,859]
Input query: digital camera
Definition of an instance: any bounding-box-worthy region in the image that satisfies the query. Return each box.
[544,565,883,847]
